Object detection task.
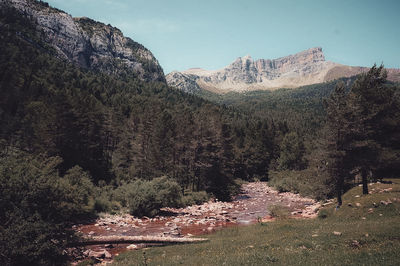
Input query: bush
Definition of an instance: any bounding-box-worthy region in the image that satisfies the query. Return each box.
[93,196,112,213]
[181,191,209,206]
[0,154,86,265]
[111,182,131,207]
[268,169,334,200]
[126,177,182,217]
[0,212,72,266]
[60,166,96,218]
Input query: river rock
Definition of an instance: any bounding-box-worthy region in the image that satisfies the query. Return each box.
[127,244,138,250]
[87,249,111,259]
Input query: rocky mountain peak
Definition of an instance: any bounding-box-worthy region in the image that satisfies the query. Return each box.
[238,55,253,61]
[4,0,165,82]
[291,47,325,62]
[167,47,338,93]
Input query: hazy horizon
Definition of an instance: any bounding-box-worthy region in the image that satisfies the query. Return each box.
[46,0,400,74]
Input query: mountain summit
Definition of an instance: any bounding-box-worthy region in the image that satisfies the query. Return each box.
[167,47,400,93]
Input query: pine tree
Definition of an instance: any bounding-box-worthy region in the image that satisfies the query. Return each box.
[324,81,351,206]
[347,65,390,194]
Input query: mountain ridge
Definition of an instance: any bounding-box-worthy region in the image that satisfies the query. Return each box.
[167,47,400,93]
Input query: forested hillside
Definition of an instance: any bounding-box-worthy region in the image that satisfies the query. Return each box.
[198,78,358,136]
[1,1,400,265]
[0,2,280,195]
[0,4,282,264]
[198,70,400,200]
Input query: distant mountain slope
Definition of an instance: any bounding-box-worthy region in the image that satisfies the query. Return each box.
[197,77,357,136]
[3,0,165,82]
[167,47,400,93]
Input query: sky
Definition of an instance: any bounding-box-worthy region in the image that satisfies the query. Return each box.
[46,0,400,74]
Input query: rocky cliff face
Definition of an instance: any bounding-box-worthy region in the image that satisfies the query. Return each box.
[167,47,339,93]
[4,0,165,82]
[208,47,328,84]
[166,71,202,94]
[167,47,399,93]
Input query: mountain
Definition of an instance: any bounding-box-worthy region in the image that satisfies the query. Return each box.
[3,0,165,82]
[0,0,276,199]
[167,47,400,93]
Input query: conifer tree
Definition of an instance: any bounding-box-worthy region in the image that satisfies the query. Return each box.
[324,82,350,206]
[347,65,389,194]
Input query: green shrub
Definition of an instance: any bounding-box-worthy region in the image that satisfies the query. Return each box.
[126,176,182,217]
[268,169,334,200]
[60,166,96,217]
[93,196,112,213]
[0,212,72,266]
[182,191,209,206]
[0,154,85,265]
[111,182,131,207]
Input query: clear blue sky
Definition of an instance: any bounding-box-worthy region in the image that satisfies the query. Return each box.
[46,0,399,74]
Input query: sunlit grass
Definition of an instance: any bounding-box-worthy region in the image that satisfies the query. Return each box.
[113,180,400,265]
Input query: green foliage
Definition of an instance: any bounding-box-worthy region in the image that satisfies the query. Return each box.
[0,153,92,265]
[346,65,398,192]
[198,77,358,137]
[323,65,400,202]
[60,166,96,217]
[277,132,306,170]
[269,169,333,200]
[126,177,182,217]
[0,4,272,199]
[323,81,352,205]
[181,191,209,206]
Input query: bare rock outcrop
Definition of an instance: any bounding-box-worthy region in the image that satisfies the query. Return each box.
[166,71,202,93]
[167,47,400,93]
[3,0,165,82]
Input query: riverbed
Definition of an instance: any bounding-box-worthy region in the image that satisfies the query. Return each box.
[72,182,322,263]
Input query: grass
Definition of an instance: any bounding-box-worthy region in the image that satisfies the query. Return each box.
[113,180,400,265]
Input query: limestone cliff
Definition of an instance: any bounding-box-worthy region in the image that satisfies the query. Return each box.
[166,71,202,94]
[3,0,165,82]
[167,47,399,93]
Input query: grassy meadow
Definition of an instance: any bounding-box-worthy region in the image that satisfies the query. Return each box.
[113,180,400,265]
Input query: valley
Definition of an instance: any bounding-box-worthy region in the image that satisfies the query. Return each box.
[0,1,399,266]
